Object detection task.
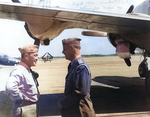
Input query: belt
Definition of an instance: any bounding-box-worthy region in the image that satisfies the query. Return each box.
[22,100,37,107]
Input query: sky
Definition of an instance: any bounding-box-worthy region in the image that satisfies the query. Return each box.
[0,0,145,57]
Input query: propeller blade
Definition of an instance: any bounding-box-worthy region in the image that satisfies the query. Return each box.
[126,5,134,14]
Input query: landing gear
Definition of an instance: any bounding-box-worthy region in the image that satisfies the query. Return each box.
[139,58,150,95]
[138,51,150,95]
[138,58,150,95]
[138,59,148,77]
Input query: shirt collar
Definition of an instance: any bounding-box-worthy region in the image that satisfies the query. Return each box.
[19,61,30,71]
[68,57,82,72]
[70,57,82,65]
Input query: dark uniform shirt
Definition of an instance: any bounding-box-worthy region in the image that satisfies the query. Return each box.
[61,57,91,109]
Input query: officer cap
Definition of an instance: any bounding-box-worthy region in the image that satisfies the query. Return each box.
[18,45,39,54]
[62,38,81,46]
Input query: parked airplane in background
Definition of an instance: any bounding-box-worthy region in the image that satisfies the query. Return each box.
[0,0,150,92]
[0,53,20,66]
[42,52,53,62]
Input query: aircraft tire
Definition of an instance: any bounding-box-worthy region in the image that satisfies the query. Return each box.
[145,70,150,96]
[138,60,148,77]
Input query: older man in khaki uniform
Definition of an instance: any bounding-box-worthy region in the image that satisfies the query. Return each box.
[6,45,40,117]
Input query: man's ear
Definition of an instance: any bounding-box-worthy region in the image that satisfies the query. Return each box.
[24,53,28,58]
[70,45,75,50]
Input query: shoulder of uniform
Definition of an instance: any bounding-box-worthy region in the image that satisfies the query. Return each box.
[77,58,84,65]
[10,65,24,76]
[77,59,91,75]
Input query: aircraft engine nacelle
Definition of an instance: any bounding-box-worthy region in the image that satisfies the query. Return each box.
[107,33,136,55]
[107,33,117,48]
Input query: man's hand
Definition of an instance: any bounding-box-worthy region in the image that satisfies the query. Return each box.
[11,99,24,117]
[14,99,24,109]
[75,90,82,94]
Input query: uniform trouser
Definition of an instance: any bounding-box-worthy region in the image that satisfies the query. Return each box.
[61,103,81,117]
[11,102,39,117]
[61,98,96,117]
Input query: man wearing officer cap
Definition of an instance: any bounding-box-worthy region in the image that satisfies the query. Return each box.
[58,38,95,117]
[6,44,40,117]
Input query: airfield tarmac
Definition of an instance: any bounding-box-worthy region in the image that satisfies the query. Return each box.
[1,55,150,117]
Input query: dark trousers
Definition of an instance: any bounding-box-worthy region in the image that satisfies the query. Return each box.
[61,104,81,117]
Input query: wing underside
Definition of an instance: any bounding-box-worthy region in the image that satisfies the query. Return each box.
[0,3,150,45]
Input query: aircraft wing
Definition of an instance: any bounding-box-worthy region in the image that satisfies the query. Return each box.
[0,3,150,48]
